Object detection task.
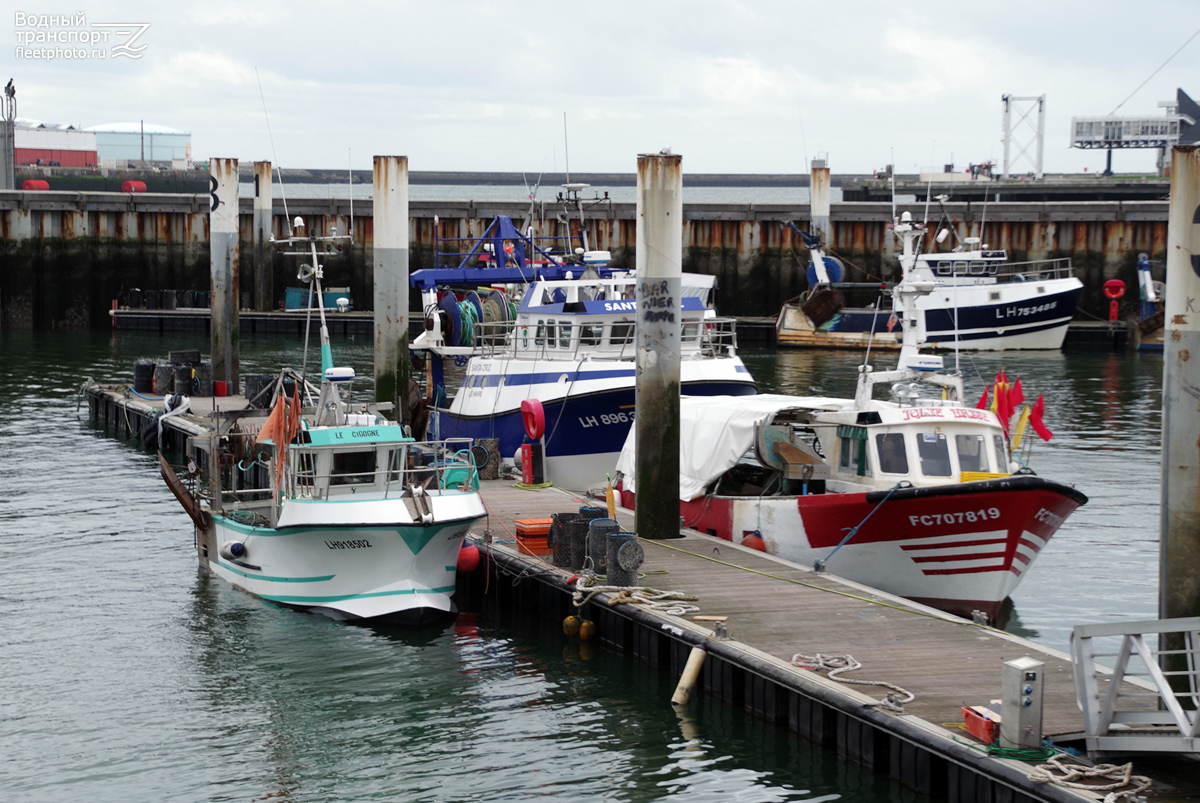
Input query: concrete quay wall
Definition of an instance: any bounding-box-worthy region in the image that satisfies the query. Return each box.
[0,189,1168,328]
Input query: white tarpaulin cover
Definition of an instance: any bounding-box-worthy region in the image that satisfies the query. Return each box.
[615,394,847,501]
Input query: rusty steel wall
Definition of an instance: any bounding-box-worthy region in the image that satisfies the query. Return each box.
[0,190,1172,328]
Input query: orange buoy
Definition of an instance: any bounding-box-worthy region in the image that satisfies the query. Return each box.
[741,532,767,552]
[562,615,581,637]
[456,542,480,572]
[579,619,596,641]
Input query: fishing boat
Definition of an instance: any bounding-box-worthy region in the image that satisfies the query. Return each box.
[617,213,1087,621]
[410,188,756,491]
[160,221,486,624]
[776,204,1084,351]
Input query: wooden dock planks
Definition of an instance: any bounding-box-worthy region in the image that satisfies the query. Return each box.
[473,479,1090,738]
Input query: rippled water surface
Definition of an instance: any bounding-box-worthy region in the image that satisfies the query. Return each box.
[3,331,942,803]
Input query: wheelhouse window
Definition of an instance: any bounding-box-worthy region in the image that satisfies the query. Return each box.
[916,432,952,477]
[558,322,573,350]
[955,434,988,473]
[610,322,634,346]
[993,435,1009,474]
[580,324,601,347]
[837,425,871,477]
[682,321,700,343]
[875,433,909,474]
[331,450,376,485]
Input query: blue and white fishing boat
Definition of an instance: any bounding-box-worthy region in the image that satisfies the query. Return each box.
[160,221,486,624]
[777,213,1083,351]
[411,196,757,491]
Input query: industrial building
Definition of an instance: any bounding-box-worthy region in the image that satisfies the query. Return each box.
[83,122,192,167]
[14,123,97,167]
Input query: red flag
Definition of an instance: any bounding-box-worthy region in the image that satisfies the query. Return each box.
[1009,377,1026,409]
[995,379,1011,433]
[1029,395,1054,441]
[976,386,989,410]
[886,313,898,333]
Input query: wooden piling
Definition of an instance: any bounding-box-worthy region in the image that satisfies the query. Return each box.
[634,152,683,540]
[252,161,273,312]
[1160,146,1200,683]
[373,156,410,423]
[209,158,240,395]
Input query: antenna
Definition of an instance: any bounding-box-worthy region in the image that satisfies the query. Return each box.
[256,67,291,236]
[562,112,570,185]
[347,148,353,243]
[889,148,896,223]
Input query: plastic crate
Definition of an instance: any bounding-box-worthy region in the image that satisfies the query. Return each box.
[962,705,1000,745]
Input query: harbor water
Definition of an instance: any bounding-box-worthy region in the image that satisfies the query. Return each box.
[1,329,1162,802]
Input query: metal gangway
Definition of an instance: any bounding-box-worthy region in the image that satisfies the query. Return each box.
[1071,617,1200,756]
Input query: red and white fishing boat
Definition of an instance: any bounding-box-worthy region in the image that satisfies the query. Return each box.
[614,213,1086,622]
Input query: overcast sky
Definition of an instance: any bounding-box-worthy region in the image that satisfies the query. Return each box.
[6,0,1200,176]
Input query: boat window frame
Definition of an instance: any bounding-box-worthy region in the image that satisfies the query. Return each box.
[993,434,1009,474]
[874,432,909,474]
[330,448,378,487]
[916,430,953,477]
[609,321,634,346]
[954,433,989,474]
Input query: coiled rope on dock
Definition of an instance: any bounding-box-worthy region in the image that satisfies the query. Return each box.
[790,652,915,713]
[572,579,700,617]
[1028,755,1152,803]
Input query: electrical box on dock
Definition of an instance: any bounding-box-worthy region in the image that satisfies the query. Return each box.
[1000,656,1044,749]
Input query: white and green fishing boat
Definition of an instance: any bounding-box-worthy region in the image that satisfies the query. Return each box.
[160,222,486,624]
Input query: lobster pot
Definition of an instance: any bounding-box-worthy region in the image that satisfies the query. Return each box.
[152,361,173,395]
[243,374,270,408]
[607,533,641,587]
[587,519,621,574]
[550,513,582,568]
[133,359,155,393]
[193,363,213,397]
[174,365,195,396]
[477,438,501,481]
[579,506,605,518]
[163,290,177,310]
[568,518,592,571]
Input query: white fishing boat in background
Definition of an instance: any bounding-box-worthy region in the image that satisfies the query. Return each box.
[619,213,1087,622]
[160,221,486,624]
[410,188,756,491]
[777,203,1084,351]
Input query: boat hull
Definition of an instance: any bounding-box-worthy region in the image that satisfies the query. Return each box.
[623,475,1086,620]
[436,361,755,490]
[778,280,1083,351]
[208,510,481,623]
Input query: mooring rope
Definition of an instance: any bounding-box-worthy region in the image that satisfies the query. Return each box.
[572,581,700,617]
[1027,755,1152,803]
[790,652,915,713]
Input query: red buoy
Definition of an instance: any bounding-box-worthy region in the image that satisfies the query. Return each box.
[456,542,480,572]
[22,179,49,191]
[121,180,147,193]
[520,398,545,440]
[741,533,767,552]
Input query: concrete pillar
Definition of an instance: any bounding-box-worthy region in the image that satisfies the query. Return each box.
[373,155,410,424]
[634,152,683,540]
[811,161,831,245]
[1160,145,1200,633]
[253,161,273,312]
[209,158,240,395]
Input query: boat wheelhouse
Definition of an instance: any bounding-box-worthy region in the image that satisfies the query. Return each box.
[411,203,755,492]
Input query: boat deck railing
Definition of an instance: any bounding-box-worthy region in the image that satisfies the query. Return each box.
[924,257,1074,284]
[1071,616,1200,756]
[464,316,740,360]
[286,437,478,501]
